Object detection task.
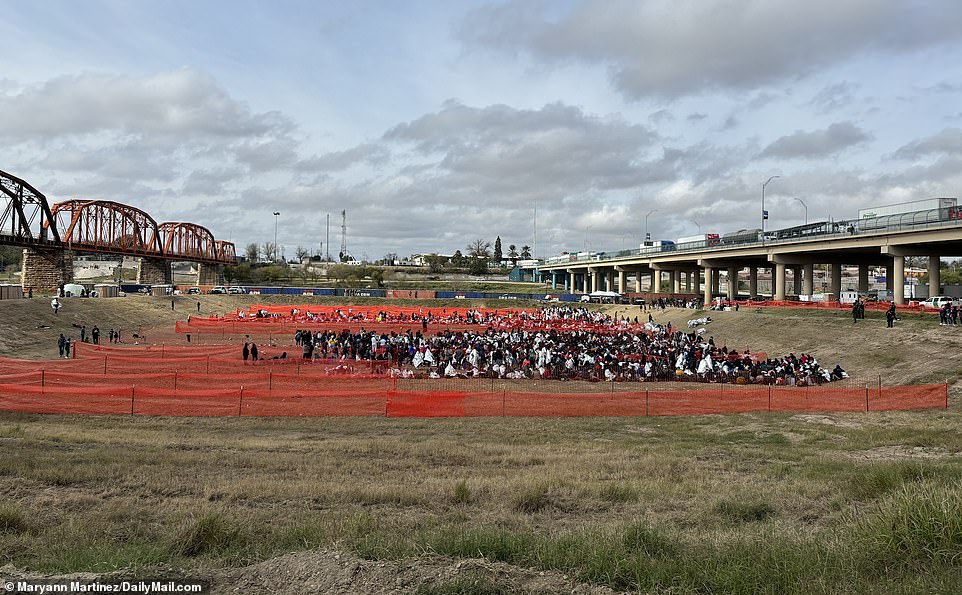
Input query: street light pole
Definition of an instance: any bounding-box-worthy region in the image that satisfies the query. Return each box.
[691,219,701,233]
[761,175,780,237]
[794,197,808,225]
[272,211,280,262]
[645,209,657,243]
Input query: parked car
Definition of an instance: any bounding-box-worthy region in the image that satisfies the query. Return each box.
[920,295,958,309]
[227,286,247,294]
[209,286,227,294]
[186,287,201,295]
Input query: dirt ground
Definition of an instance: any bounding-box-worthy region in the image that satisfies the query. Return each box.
[3,550,619,594]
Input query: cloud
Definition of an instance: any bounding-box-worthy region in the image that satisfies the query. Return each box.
[0,68,292,140]
[893,128,962,159]
[808,82,861,113]
[296,143,391,172]
[459,0,962,100]
[383,100,662,207]
[759,122,873,160]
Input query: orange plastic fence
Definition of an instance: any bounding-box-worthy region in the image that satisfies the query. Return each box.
[0,352,947,418]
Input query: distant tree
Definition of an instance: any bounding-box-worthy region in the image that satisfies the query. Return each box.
[245,243,259,262]
[295,246,310,262]
[226,262,252,283]
[467,239,491,259]
[450,250,467,268]
[467,239,491,275]
[494,236,503,263]
[424,254,447,273]
[262,241,277,262]
[381,252,399,266]
[520,245,532,259]
[507,244,519,265]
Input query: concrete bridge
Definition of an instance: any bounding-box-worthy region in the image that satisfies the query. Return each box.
[537,214,962,305]
[1,169,236,291]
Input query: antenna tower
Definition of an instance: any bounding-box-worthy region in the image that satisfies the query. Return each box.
[339,209,348,259]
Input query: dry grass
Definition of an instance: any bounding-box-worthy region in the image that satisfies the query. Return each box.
[1,409,962,592]
[2,296,962,591]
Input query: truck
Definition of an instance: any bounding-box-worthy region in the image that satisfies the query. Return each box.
[676,233,720,246]
[640,240,675,253]
[858,198,957,220]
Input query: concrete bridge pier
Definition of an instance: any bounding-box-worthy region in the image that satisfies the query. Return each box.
[137,258,172,285]
[803,263,814,296]
[892,256,905,305]
[749,267,758,297]
[702,266,713,304]
[692,270,700,295]
[21,248,74,293]
[617,269,626,293]
[830,263,843,300]
[774,263,786,300]
[858,265,870,293]
[727,266,738,299]
[930,255,941,297]
[197,263,225,286]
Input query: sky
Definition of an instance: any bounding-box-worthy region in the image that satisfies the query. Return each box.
[3,0,962,262]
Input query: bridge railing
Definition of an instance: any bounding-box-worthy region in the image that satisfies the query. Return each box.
[548,207,962,267]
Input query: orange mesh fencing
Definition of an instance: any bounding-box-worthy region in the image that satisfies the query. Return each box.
[0,353,947,418]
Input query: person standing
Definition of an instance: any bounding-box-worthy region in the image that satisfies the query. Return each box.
[80,325,86,343]
[250,343,258,361]
[242,342,250,362]
[64,337,71,358]
[852,299,860,324]
[886,303,896,328]
[51,297,60,314]
[58,333,66,358]
[92,326,100,345]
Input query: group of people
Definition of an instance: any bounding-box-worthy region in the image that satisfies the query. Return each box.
[850,299,898,328]
[53,324,124,357]
[938,303,960,326]
[281,315,846,386]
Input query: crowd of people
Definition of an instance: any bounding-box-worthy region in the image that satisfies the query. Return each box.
[282,306,847,385]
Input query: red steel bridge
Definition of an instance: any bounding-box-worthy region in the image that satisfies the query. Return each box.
[0,169,236,264]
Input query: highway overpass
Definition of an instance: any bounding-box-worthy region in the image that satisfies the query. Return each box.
[536,214,962,305]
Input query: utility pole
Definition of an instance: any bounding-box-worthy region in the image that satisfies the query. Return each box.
[326,213,330,261]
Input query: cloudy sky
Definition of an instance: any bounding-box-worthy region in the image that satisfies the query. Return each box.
[3,0,962,261]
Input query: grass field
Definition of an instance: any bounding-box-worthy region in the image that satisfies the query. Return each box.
[2,411,961,593]
[1,295,961,593]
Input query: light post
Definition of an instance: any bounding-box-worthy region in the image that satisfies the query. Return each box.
[761,175,779,239]
[645,209,657,243]
[793,197,808,225]
[272,211,280,262]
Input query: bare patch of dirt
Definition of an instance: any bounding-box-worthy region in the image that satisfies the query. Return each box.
[789,414,865,430]
[845,445,960,461]
[1,550,621,595]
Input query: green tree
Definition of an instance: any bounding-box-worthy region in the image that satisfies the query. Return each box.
[507,244,519,265]
[450,250,467,268]
[520,245,532,259]
[466,239,491,275]
[494,236,503,263]
[245,243,259,262]
[423,254,447,273]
